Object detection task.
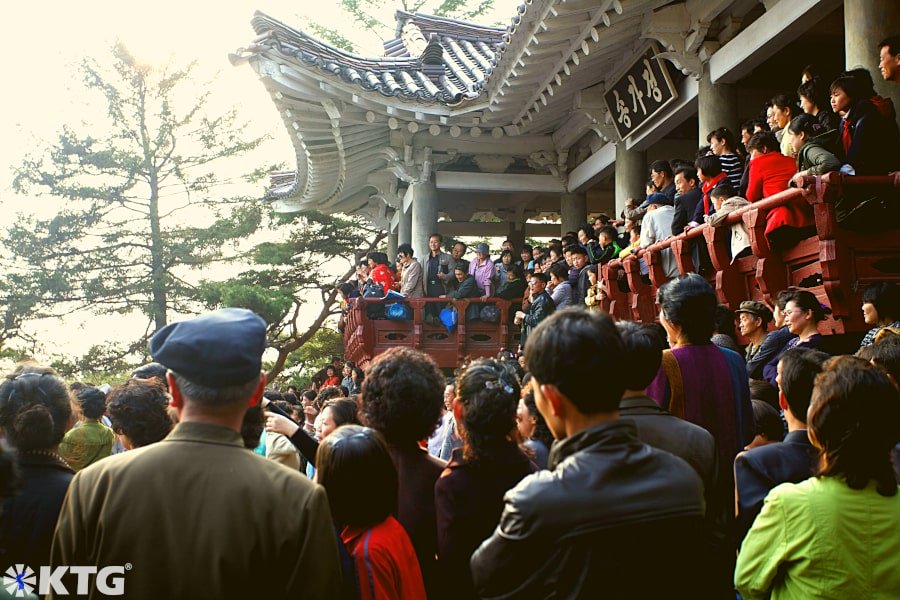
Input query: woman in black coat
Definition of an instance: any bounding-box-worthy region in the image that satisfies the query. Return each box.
[0,365,75,568]
[434,358,536,598]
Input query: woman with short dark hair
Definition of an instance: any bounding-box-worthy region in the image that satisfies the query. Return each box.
[707,127,744,190]
[59,387,115,471]
[830,71,900,176]
[0,364,75,568]
[762,290,832,386]
[317,425,425,599]
[647,274,754,502]
[860,282,900,348]
[736,356,900,598]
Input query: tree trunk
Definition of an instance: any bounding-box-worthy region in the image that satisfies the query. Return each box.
[138,79,168,332]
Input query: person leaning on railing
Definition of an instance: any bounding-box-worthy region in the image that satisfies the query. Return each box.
[468,243,494,300]
[441,265,479,300]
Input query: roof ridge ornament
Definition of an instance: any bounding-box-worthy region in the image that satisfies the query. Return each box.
[420,33,445,84]
[401,19,429,56]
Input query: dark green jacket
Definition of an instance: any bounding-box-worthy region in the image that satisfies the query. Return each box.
[797,133,841,176]
[448,274,479,299]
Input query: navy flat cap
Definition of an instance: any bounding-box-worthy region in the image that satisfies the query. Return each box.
[150,308,267,388]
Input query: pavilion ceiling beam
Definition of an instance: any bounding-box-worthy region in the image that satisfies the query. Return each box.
[436,171,565,194]
[487,1,561,106]
[566,140,616,193]
[512,0,616,126]
[412,133,553,155]
[436,222,562,238]
[709,0,842,83]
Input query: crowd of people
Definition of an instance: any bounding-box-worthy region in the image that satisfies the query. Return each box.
[3,275,900,598]
[1,36,900,600]
[341,41,900,345]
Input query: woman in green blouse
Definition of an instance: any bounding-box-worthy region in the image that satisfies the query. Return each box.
[735,356,900,599]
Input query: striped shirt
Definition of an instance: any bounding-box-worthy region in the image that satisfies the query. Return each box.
[719,153,744,190]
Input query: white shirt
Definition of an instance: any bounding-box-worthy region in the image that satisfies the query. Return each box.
[640,205,680,278]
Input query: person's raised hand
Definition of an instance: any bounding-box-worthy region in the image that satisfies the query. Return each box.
[265,411,299,437]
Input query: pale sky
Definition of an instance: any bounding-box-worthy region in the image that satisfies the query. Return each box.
[0,1,519,368]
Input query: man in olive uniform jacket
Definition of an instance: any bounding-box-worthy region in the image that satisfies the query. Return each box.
[50,308,341,599]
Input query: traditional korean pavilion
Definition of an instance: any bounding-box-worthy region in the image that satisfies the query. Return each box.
[232,0,896,263]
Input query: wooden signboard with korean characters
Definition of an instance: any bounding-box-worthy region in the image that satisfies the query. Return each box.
[604,43,678,141]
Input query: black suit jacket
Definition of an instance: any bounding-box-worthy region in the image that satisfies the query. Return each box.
[734,429,819,544]
[619,396,728,562]
[672,188,702,235]
[746,326,796,380]
[619,396,716,492]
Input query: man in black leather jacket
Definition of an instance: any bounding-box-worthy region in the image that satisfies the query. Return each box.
[514,272,555,350]
[470,310,708,599]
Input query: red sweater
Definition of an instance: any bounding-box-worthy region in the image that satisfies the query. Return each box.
[746,151,795,202]
[342,516,426,600]
[747,151,814,237]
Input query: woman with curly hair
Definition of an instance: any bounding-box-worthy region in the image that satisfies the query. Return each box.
[736,356,900,597]
[0,364,75,568]
[435,358,536,597]
[361,346,446,597]
[106,379,174,449]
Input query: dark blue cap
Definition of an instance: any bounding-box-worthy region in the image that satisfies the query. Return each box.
[150,308,266,388]
[640,192,673,208]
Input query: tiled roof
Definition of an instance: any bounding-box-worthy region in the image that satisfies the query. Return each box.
[249,7,529,106]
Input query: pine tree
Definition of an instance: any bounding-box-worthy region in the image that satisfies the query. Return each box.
[10,42,268,358]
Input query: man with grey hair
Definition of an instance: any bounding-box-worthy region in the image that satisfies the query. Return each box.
[51,308,341,599]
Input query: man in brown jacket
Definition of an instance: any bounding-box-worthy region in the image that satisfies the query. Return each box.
[50,309,341,599]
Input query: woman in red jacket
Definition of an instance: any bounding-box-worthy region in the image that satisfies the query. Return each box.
[366,252,396,295]
[317,425,426,600]
[746,132,814,249]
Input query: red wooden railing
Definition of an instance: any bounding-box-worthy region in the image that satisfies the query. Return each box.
[345,174,900,367]
[603,173,900,336]
[344,297,522,369]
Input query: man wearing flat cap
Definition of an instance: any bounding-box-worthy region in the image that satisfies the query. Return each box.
[50,308,341,600]
[736,300,773,365]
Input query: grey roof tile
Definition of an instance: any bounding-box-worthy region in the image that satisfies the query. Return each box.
[250,6,530,106]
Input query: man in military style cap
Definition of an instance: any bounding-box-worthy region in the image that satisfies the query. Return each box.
[50,308,341,600]
[735,300,773,365]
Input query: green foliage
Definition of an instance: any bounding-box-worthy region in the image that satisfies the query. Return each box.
[49,344,136,385]
[198,209,385,380]
[265,327,344,389]
[6,41,269,360]
[305,0,496,51]
[299,19,360,53]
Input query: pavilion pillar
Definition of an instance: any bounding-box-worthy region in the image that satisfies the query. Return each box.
[507,221,526,251]
[697,68,737,146]
[614,144,646,220]
[386,232,398,261]
[410,180,438,263]
[398,203,412,248]
[560,192,587,237]
[845,0,900,124]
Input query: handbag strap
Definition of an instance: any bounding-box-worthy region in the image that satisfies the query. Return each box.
[661,349,685,419]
